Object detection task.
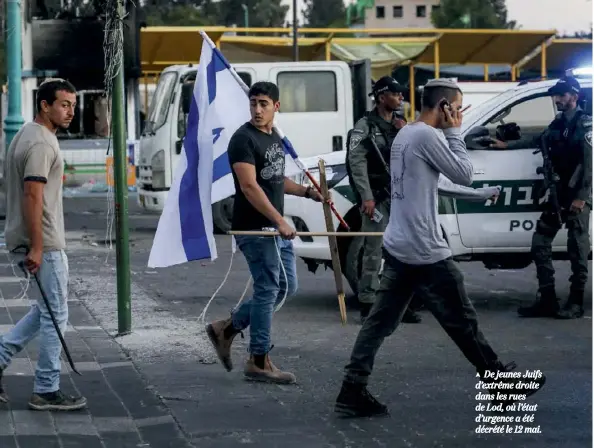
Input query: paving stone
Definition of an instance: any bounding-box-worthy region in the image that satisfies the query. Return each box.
[99,431,144,447]
[12,410,55,436]
[53,413,97,436]
[138,422,193,448]
[60,434,104,448]
[0,411,14,436]
[0,435,18,448]
[16,435,62,448]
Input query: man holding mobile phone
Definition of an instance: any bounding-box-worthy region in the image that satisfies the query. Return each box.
[334,79,544,418]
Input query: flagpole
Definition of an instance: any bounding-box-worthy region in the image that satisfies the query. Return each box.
[198,31,350,231]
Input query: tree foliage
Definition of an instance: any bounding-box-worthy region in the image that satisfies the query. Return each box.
[142,0,219,26]
[431,0,516,29]
[218,0,289,28]
[302,0,346,28]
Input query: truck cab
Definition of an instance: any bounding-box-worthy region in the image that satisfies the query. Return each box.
[136,60,371,232]
[283,74,593,295]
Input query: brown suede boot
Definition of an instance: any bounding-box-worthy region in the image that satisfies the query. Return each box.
[206,318,243,372]
[244,354,296,384]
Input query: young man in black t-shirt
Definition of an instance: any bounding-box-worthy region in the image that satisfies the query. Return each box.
[206,81,324,384]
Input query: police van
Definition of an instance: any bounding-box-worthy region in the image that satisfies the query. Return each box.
[283,74,593,295]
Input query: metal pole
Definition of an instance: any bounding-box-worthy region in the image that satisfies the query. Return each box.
[241,4,249,31]
[292,0,298,61]
[112,0,131,335]
[4,0,24,152]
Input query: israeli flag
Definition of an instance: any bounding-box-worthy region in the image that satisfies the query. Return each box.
[148,32,302,268]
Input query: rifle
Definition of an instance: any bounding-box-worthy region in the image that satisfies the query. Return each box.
[533,131,563,227]
[367,130,392,201]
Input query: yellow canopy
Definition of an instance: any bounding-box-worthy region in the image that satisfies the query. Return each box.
[412,29,556,65]
[140,26,227,73]
[518,38,593,74]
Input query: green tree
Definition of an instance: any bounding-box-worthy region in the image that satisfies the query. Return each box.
[489,0,517,29]
[303,0,346,28]
[141,0,220,26]
[218,0,289,28]
[432,0,515,29]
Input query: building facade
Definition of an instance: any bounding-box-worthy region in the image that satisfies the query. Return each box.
[364,1,441,29]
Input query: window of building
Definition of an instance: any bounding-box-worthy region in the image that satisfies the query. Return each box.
[432,4,441,13]
[277,71,337,113]
[393,5,403,18]
[416,5,426,17]
[376,6,385,18]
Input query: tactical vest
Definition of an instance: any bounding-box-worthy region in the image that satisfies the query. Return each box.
[548,108,589,205]
[345,113,401,205]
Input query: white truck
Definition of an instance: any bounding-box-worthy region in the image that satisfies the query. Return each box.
[135,59,374,232]
[283,74,593,295]
[135,59,515,232]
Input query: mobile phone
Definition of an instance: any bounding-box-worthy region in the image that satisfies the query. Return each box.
[439,99,450,113]
[371,209,384,223]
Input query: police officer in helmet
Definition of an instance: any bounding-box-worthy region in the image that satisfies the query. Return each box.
[346,76,423,324]
[518,76,592,320]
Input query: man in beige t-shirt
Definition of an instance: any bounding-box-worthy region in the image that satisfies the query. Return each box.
[0,79,87,411]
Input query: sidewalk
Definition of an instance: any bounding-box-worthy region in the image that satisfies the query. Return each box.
[0,251,192,448]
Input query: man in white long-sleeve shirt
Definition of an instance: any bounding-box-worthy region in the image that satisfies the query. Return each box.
[334,79,546,418]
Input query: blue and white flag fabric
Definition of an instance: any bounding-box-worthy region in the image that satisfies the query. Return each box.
[148,32,302,268]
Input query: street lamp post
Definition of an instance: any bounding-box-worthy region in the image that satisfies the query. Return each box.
[292,0,298,61]
[241,4,249,33]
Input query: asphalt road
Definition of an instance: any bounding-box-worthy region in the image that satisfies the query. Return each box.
[63,194,592,448]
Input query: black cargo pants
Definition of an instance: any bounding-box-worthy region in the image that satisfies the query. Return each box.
[532,204,591,297]
[344,249,499,385]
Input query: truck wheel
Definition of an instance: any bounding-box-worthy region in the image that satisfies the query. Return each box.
[343,236,364,295]
[212,197,234,234]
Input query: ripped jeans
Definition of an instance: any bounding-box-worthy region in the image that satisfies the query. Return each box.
[0,250,69,394]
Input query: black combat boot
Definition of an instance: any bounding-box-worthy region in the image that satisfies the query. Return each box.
[517,287,560,318]
[556,288,585,319]
[334,381,389,418]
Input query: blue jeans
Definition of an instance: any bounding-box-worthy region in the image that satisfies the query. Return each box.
[232,235,298,355]
[0,250,69,394]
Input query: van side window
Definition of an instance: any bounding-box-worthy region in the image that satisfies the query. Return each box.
[238,72,252,87]
[484,95,556,149]
[277,71,337,113]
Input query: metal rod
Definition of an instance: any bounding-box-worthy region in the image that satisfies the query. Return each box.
[112,0,132,336]
[228,231,384,237]
[4,0,24,152]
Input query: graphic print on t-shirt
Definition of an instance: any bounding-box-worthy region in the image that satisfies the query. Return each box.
[391,142,407,200]
[260,142,285,182]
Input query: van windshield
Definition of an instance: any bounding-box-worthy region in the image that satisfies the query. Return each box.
[144,71,177,134]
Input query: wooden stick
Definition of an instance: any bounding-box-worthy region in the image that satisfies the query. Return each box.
[319,159,348,325]
[228,231,384,237]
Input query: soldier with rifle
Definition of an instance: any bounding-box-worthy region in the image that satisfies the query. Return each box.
[346,76,423,324]
[518,76,592,320]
